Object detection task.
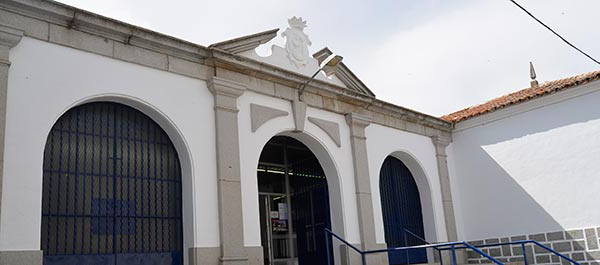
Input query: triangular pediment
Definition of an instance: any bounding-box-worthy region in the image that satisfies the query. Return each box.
[209,17,375,98]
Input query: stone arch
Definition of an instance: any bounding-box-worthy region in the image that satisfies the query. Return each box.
[277,130,345,237]
[377,150,438,251]
[253,129,346,265]
[41,94,196,264]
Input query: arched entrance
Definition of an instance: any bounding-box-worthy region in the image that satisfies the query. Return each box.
[380,156,427,265]
[257,135,333,265]
[41,102,183,265]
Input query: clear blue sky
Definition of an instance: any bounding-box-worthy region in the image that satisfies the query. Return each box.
[55,0,600,116]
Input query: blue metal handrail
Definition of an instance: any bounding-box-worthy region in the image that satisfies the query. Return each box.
[324,228,580,265]
[436,240,580,265]
[403,228,444,265]
[325,228,502,265]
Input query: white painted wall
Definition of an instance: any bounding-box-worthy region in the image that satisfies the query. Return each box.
[0,35,458,265]
[448,80,600,241]
[0,37,220,259]
[366,124,448,247]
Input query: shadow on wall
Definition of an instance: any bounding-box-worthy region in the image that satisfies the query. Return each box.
[451,89,600,263]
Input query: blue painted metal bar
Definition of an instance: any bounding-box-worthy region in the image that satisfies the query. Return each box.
[324,228,363,254]
[532,241,580,265]
[462,242,504,265]
[451,245,457,265]
[325,228,504,265]
[521,243,528,265]
[325,228,332,265]
[404,229,410,265]
[403,228,445,265]
[437,240,580,265]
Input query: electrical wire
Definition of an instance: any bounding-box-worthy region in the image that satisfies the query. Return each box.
[508,0,600,65]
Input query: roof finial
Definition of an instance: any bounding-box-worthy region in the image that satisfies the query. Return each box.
[530,61,539,88]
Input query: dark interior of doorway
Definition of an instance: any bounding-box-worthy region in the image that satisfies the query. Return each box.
[257,136,333,265]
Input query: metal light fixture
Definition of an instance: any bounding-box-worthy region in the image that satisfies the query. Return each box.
[297,54,343,99]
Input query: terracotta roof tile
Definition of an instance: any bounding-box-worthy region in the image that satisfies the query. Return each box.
[441,69,600,123]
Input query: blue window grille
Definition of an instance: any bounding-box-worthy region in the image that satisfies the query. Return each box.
[41,102,183,265]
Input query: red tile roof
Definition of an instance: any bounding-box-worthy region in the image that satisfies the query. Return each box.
[441,69,600,123]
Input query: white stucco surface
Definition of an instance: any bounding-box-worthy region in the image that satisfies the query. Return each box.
[448,81,600,240]
[0,37,220,255]
[365,124,447,246]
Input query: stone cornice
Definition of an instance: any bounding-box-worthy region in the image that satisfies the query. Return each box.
[208,76,246,113]
[208,48,373,103]
[0,24,23,65]
[209,28,279,54]
[209,49,453,132]
[431,135,452,156]
[0,0,453,135]
[0,0,210,61]
[346,112,371,139]
[0,24,23,48]
[345,112,371,128]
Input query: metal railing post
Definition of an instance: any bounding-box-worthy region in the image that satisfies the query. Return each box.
[532,241,580,265]
[362,252,367,265]
[326,229,332,265]
[439,249,444,265]
[404,231,410,265]
[521,243,528,265]
[451,245,457,265]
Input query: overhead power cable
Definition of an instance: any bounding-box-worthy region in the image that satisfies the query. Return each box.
[508,0,600,65]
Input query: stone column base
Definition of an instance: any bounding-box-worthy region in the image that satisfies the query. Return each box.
[189,246,263,265]
[340,243,389,265]
[439,249,467,265]
[0,250,42,265]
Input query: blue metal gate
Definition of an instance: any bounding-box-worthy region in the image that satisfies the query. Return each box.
[290,157,333,265]
[41,102,183,265]
[379,156,427,265]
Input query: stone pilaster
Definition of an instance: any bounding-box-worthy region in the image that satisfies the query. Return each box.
[431,135,466,264]
[208,76,249,265]
[345,113,383,265]
[0,24,22,236]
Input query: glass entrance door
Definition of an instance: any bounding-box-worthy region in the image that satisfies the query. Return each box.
[257,136,333,265]
[259,194,296,265]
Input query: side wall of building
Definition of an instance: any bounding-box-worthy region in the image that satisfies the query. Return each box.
[448,80,600,263]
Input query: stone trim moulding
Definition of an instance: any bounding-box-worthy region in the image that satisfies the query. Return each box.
[189,246,263,265]
[0,24,23,233]
[465,226,600,265]
[209,28,278,54]
[291,98,307,132]
[249,103,288,132]
[345,112,383,265]
[0,0,453,137]
[208,76,249,265]
[307,116,341,147]
[0,250,43,265]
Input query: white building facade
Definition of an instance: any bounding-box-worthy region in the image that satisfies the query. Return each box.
[0,1,598,265]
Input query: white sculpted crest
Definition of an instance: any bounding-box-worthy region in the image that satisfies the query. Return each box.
[282,16,312,68]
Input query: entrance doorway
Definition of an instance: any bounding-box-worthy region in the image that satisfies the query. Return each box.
[257,136,333,265]
[380,156,427,265]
